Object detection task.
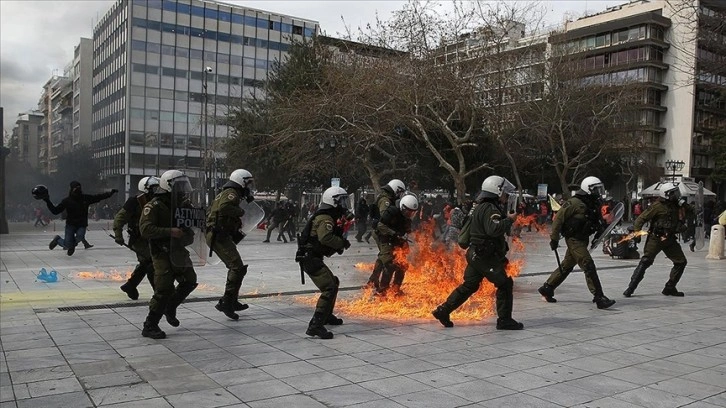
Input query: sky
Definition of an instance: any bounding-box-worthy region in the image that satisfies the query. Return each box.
[0,0,624,138]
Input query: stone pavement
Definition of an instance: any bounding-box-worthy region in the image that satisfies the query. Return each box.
[1,221,724,407]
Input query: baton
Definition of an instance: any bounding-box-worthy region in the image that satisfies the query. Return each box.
[107,233,136,253]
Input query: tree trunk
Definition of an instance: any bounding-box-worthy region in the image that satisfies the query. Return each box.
[455,175,467,204]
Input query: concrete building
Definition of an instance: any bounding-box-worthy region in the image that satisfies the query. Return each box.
[72,38,94,149]
[557,0,725,195]
[37,75,73,175]
[92,0,318,199]
[10,111,44,168]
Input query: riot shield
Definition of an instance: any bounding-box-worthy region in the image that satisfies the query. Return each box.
[694,182,705,250]
[240,200,265,234]
[171,176,208,266]
[589,202,625,253]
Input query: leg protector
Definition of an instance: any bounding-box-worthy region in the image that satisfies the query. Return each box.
[624,257,652,297]
[165,282,198,327]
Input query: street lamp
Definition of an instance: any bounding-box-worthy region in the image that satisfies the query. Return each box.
[664,159,685,182]
[202,66,214,205]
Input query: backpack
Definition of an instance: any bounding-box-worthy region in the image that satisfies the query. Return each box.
[457,215,472,249]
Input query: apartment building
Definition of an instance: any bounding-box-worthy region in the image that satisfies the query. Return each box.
[72,38,94,149]
[10,111,44,168]
[92,0,318,197]
[37,75,73,174]
[557,0,725,193]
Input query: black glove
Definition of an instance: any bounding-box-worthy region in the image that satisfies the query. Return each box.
[336,248,345,255]
[549,239,559,251]
[634,235,642,244]
[114,236,125,246]
[246,196,254,203]
[343,239,351,250]
[111,189,118,194]
[295,249,306,263]
[239,209,246,217]
[232,230,246,244]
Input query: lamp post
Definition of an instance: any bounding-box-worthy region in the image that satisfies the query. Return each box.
[202,66,213,205]
[664,159,685,183]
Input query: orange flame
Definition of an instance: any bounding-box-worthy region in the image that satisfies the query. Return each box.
[301,220,526,322]
[616,230,648,244]
[354,262,376,271]
[75,269,132,282]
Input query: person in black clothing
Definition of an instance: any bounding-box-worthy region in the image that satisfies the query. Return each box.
[263,202,289,243]
[354,197,370,242]
[44,181,117,256]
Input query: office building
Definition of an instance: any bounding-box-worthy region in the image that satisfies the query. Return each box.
[92,0,318,197]
[73,38,94,149]
[10,111,44,169]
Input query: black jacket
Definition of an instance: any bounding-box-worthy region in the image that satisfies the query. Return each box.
[46,191,114,227]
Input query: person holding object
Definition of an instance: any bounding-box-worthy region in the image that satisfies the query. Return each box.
[295,186,351,339]
[206,169,255,320]
[432,175,524,330]
[139,170,198,339]
[538,176,616,309]
[35,181,117,256]
[114,176,159,300]
[623,182,689,297]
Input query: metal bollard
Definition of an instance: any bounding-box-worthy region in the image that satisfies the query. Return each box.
[706,225,724,260]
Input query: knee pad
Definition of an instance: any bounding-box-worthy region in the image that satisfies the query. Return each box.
[639,257,654,268]
[674,260,687,268]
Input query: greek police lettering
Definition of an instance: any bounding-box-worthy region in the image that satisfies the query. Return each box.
[174,208,205,228]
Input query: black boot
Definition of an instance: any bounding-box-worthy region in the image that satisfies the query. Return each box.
[231,266,249,312]
[215,298,239,320]
[165,282,198,327]
[49,235,61,250]
[120,284,139,300]
[537,283,557,303]
[593,295,616,309]
[623,257,651,297]
[496,318,524,330]
[662,285,684,297]
[432,306,453,328]
[326,313,343,325]
[306,312,334,339]
[142,313,166,339]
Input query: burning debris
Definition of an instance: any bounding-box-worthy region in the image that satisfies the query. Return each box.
[301,220,527,322]
[74,269,132,281]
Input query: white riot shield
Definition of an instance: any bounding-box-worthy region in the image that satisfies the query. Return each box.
[694,182,705,250]
[240,200,265,234]
[171,178,208,266]
[589,202,625,253]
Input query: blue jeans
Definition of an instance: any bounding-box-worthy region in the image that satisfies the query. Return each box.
[58,225,86,250]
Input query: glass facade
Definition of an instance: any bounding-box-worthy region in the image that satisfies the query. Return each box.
[91,0,319,191]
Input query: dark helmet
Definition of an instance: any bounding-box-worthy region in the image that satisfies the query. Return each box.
[32,185,49,200]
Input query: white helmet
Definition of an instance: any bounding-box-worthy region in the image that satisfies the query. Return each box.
[138,176,160,194]
[387,179,406,198]
[229,169,254,189]
[399,194,419,219]
[158,169,191,194]
[320,186,349,210]
[481,175,515,198]
[580,176,605,196]
[658,182,681,201]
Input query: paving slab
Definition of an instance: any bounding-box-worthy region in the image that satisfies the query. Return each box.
[1,222,725,407]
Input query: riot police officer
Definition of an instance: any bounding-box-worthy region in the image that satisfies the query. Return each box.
[295,186,351,339]
[623,182,688,297]
[139,170,199,339]
[367,179,406,288]
[114,176,159,300]
[538,177,615,309]
[371,194,418,295]
[432,175,524,330]
[206,169,255,320]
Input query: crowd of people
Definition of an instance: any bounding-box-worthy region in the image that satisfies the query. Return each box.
[27,167,726,342]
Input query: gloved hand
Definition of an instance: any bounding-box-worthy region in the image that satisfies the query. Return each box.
[343,239,351,250]
[115,236,125,246]
[246,196,254,203]
[336,248,345,255]
[549,239,559,251]
[295,249,306,263]
[111,189,118,194]
[634,235,642,244]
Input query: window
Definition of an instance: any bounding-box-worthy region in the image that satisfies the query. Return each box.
[145,110,159,120]
[131,40,145,51]
[159,111,174,121]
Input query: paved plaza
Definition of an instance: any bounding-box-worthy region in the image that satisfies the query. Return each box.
[1,221,724,407]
